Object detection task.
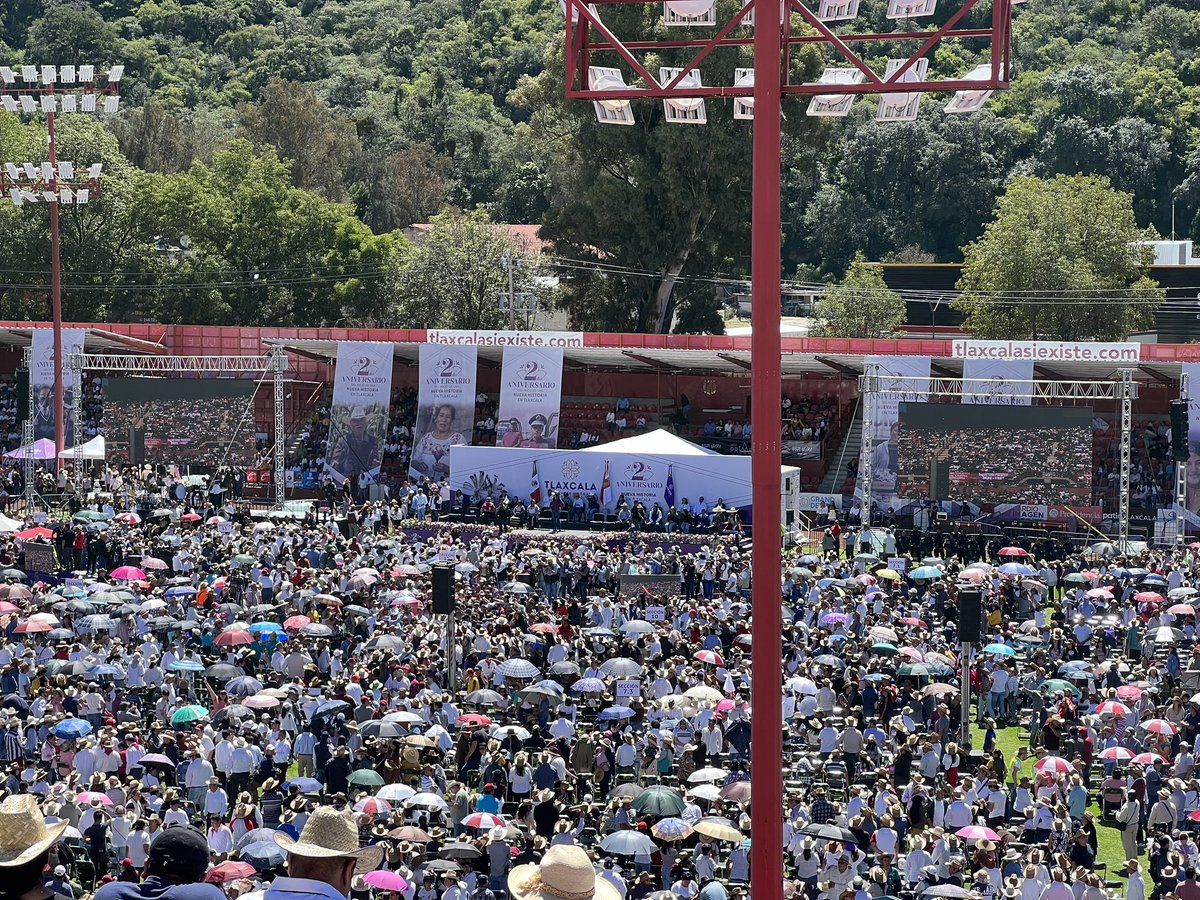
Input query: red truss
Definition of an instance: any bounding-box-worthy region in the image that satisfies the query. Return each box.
[564,0,1012,98]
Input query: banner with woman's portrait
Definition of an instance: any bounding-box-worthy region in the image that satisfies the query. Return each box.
[409,344,477,481]
[324,341,394,485]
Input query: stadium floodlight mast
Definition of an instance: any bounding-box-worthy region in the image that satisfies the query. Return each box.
[0,63,122,460]
[561,1,1012,896]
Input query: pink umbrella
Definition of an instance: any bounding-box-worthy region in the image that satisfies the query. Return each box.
[899,648,926,661]
[353,797,393,816]
[1189,810,1200,823]
[715,699,737,712]
[955,825,1001,842]
[1099,747,1134,761]
[1169,604,1196,615]
[75,791,112,805]
[1116,685,1144,700]
[1033,756,1074,775]
[1085,587,1113,599]
[363,871,409,892]
[1142,719,1178,735]
[1138,592,1168,603]
[244,694,281,709]
[694,650,725,666]
[110,565,147,581]
[1132,752,1168,765]
[140,557,169,571]
[997,547,1028,556]
[462,812,506,829]
[1095,700,1130,716]
[957,569,987,581]
[283,615,312,632]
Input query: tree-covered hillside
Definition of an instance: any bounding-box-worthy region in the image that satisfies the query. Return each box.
[0,0,1197,332]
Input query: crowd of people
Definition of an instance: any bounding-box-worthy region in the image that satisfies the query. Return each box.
[4,451,1200,900]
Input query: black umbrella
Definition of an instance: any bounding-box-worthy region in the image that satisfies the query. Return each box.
[548,661,581,676]
[2,569,28,581]
[1,694,27,716]
[438,843,482,860]
[205,664,243,679]
[212,704,253,724]
[801,823,857,844]
[359,721,410,740]
[44,660,87,677]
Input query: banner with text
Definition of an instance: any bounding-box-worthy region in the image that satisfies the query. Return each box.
[31,327,86,445]
[325,341,394,485]
[1184,363,1200,521]
[495,347,564,449]
[951,340,1140,363]
[861,355,931,500]
[962,358,1034,405]
[409,344,477,481]
[426,330,584,349]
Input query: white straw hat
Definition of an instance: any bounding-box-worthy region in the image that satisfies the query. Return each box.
[508,845,621,900]
[273,806,384,874]
[0,795,67,867]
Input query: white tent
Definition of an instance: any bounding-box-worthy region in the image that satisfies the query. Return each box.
[577,428,719,456]
[0,514,22,534]
[58,435,105,459]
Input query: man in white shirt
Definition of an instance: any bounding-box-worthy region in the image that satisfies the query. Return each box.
[203,777,229,817]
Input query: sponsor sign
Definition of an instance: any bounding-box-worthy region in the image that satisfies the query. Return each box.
[951,340,1140,363]
[410,344,477,481]
[962,358,1034,406]
[427,330,584,349]
[797,493,844,512]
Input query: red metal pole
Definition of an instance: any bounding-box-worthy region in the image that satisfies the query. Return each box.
[47,109,65,463]
[750,0,784,895]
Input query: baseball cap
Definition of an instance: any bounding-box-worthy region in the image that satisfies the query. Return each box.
[147,826,210,882]
[54,866,66,877]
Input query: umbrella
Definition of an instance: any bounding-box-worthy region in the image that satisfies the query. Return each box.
[549,661,581,676]
[168,659,205,672]
[462,812,506,830]
[110,566,146,581]
[244,695,281,710]
[651,818,694,841]
[694,650,724,666]
[1168,603,1195,615]
[922,887,975,899]
[998,546,1028,556]
[214,630,253,647]
[598,706,636,721]
[359,721,410,740]
[353,797,393,817]
[300,623,333,637]
[284,777,323,793]
[389,826,433,843]
[896,663,931,678]
[457,713,492,728]
[909,566,943,580]
[599,658,643,678]
[813,655,845,668]
[50,718,91,739]
[377,784,417,803]
[1099,747,1134,761]
[998,563,1035,577]
[954,825,1001,841]
[687,767,729,783]
[687,784,721,801]
[501,582,532,594]
[406,792,450,809]
[683,685,723,703]
[620,620,656,634]
[982,643,1015,656]
[924,683,958,697]
[312,700,349,719]
[800,823,856,843]
[205,862,256,884]
[363,872,409,893]
[225,676,264,696]
[1151,627,1185,643]
[238,841,286,868]
[464,690,507,707]
[1142,719,1178,735]
[719,781,752,803]
[631,786,686,817]
[1041,679,1082,696]
[1095,700,1130,716]
[1132,752,1168,765]
[1033,756,1073,774]
[694,816,744,842]
[169,705,209,726]
[75,791,112,806]
[599,830,658,856]
[496,659,540,679]
[491,725,532,741]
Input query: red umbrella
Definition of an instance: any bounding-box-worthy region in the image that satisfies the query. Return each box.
[15,527,53,541]
[0,601,19,613]
[899,617,927,627]
[997,547,1028,556]
[13,620,51,633]
[205,862,256,883]
[694,650,724,666]
[214,630,253,646]
[179,513,202,523]
[1136,592,1166,603]
[530,623,560,634]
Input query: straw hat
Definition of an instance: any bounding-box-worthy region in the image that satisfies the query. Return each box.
[0,795,67,867]
[274,806,384,874]
[508,844,621,900]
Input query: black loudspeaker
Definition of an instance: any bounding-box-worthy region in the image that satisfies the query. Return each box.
[431,565,456,615]
[334,516,353,539]
[1171,400,1190,462]
[957,587,983,643]
[15,369,28,423]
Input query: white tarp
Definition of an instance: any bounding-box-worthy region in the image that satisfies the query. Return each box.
[58,435,106,459]
[577,429,719,456]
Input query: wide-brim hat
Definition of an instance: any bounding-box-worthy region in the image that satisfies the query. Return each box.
[274,806,384,875]
[508,844,621,900]
[0,796,67,867]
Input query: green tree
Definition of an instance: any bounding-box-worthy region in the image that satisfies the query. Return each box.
[811,253,906,338]
[386,209,541,329]
[26,5,118,66]
[954,174,1163,340]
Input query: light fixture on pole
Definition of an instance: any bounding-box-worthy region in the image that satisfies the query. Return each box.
[561,1,1014,895]
[0,62,122,460]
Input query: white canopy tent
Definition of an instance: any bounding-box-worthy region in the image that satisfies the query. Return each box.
[58,435,105,459]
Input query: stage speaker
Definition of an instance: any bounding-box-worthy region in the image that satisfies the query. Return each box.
[431,565,456,615]
[15,369,28,423]
[957,587,983,644]
[333,516,353,539]
[1171,399,1190,462]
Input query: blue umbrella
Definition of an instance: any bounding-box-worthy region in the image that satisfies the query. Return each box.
[598,706,636,721]
[50,718,92,739]
[238,841,287,869]
[165,586,197,597]
[169,659,205,672]
[1141,574,1168,584]
[910,566,943,580]
[983,643,1016,656]
[248,623,284,636]
[225,676,264,696]
[284,777,323,793]
[998,563,1035,577]
[572,677,607,693]
[84,663,126,679]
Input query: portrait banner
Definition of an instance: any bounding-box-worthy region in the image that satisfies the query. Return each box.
[409,344,477,481]
[31,328,86,444]
[324,341,394,485]
[495,347,564,449]
[962,359,1034,405]
[860,355,931,500]
[1185,363,1200,520]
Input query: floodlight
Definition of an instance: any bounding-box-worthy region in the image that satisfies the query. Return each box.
[8,189,21,206]
[60,64,76,84]
[588,66,636,125]
[664,0,715,25]
[59,188,73,204]
[659,67,706,123]
[81,94,96,112]
[58,162,73,180]
[876,57,928,122]
[4,163,19,180]
[1,97,15,113]
[78,65,94,83]
[817,0,861,20]
[40,65,56,83]
[20,96,36,113]
[20,190,38,203]
[806,68,866,116]
[76,188,89,204]
[40,162,53,181]
[103,95,119,113]
[60,94,76,112]
[733,68,755,119]
[106,64,124,82]
[20,66,37,82]
[944,64,994,113]
[40,95,57,113]
[87,163,102,179]
[42,191,56,202]
[887,0,937,16]
[0,67,14,84]
[23,163,38,180]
